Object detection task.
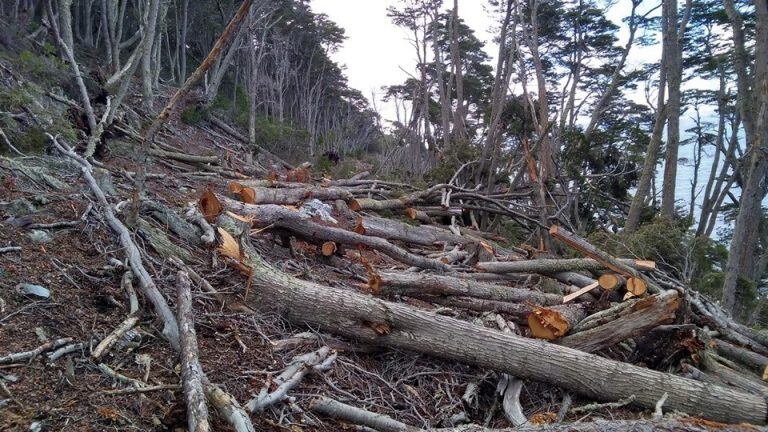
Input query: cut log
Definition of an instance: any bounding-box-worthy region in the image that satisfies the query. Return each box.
[377,272,562,306]
[417,206,463,218]
[477,258,655,274]
[558,291,679,352]
[234,245,767,424]
[321,241,337,257]
[552,271,596,288]
[598,273,626,291]
[549,226,659,293]
[626,277,647,296]
[335,201,473,247]
[149,147,219,164]
[527,304,587,340]
[228,184,355,205]
[222,198,451,271]
[176,271,210,432]
[420,296,532,322]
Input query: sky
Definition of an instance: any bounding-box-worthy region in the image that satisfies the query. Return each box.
[310,0,495,122]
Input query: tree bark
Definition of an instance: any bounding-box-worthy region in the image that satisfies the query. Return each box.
[377,271,562,306]
[234,243,767,425]
[558,291,679,352]
[721,0,768,315]
[660,0,682,218]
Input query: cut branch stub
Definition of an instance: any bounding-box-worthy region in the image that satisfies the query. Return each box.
[528,304,586,340]
[321,242,337,257]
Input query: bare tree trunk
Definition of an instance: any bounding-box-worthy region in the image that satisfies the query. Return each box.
[625,20,669,233]
[660,0,682,219]
[141,0,161,110]
[179,0,189,84]
[431,6,451,152]
[449,0,467,145]
[721,0,768,316]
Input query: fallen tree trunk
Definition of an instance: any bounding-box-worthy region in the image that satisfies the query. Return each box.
[54,137,255,432]
[312,397,745,432]
[311,396,422,432]
[377,271,562,306]
[420,296,532,322]
[349,184,446,212]
[222,198,451,271]
[235,242,767,425]
[558,291,679,352]
[439,418,751,431]
[336,201,474,247]
[228,184,355,205]
[149,147,219,164]
[477,258,655,275]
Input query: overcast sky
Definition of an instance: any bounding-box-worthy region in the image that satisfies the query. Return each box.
[310,0,495,122]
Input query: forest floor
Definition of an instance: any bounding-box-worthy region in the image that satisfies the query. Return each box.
[0,81,764,432]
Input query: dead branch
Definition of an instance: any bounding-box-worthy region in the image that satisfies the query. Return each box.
[245,346,337,412]
[91,316,139,360]
[0,338,73,364]
[310,396,423,432]
[177,270,210,432]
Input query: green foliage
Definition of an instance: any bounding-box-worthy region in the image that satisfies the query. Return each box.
[13,50,67,87]
[0,82,75,155]
[180,106,207,125]
[424,142,478,184]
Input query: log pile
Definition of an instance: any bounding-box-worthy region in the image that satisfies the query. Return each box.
[187,175,768,427]
[19,129,768,431]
